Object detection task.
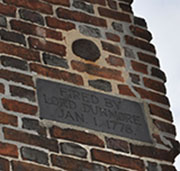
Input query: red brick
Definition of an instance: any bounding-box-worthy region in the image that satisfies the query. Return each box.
[106,55,124,67]
[0,157,9,171]
[83,0,105,5]
[42,0,70,6]
[0,41,40,61]
[119,3,132,13]
[28,37,66,56]
[101,41,121,55]
[56,7,107,27]
[0,141,18,158]
[0,69,34,87]
[137,52,159,66]
[11,20,63,41]
[98,7,131,22]
[30,63,83,85]
[107,0,117,10]
[133,86,170,106]
[4,0,53,14]
[152,134,169,147]
[131,60,148,74]
[129,25,152,41]
[151,67,166,82]
[51,154,107,171]
[105,137,129,153]
[71,60,124,82]
[149,104,173,122]
[0,111,18,126]
[105,32,120,42]
[46,16,75,31]
[0,3,16,17]
[118,84,136,97]
[12,160,59,171]
[134,16,147,28]
[143,77,166,93]
[0,83,5,94]
[125,35,156,53]
[50,126,104,147]
[130,144,175,162]
[2,98,37,115]
[153,119,176,135]
[91,149,145,171]
[3,127,58,152]
[161,164,176,171]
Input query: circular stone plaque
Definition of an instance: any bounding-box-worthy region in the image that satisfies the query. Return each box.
[72,39,101,61]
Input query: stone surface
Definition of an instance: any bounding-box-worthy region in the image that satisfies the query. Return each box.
[72,39,100,61]
[79,25,101,38]
[37,79,152,143]
[73,0,94,13]
[0,15,7,27]
[112,22,123,32]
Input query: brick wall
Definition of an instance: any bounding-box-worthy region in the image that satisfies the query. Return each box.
[0,0,179,170]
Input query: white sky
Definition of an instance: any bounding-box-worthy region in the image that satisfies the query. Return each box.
[132,0,180,169]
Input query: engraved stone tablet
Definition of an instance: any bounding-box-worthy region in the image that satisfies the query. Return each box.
[37,79,152,143]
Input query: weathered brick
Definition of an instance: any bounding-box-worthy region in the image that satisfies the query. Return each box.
[30,63,83,85]
[101,41,121,55]
[109,167,128,171]
[137,52,159,66]
[119,3,132,13]
[105,32,120,42]
[22,118,46,136]
[51,154,107,171]
[112,22,123,33]
[125,35,156,53]
[10,85,35,102]
[28,37,66,56]
[133,86,170,106]
[56,7,107,27]
[131,60,148,74]
[0,29,26,45]
[50,126,104,147]
[21,147,49,165]
[151,67,166,82]
[2,98,37,115]
[0,111,18,126]
[0,41,40,61]
[0,82,5,94]
[0,15,7,27]
[107,0,117,10]
[130,25,152,41]
[3,127,58,152]
[146,162,159,171]
[73,0,94,14]
[88,79,112,92]
[11,20,63,41]
[0,69,34,87]
[130,144,175,162]
[118,84,135,97]
[0,2,16,17]
[143,77,166,93]
[98,7,131,22]
[83,0,105,6]
[79,25,101,38]
[0,157,9,171]
[129,73,140,84]
[12,161,59,171]
[1,55,28,71]
[106,55,124,67]
[134,16,147,28]
[149,104,173,122]
[0,141,18,158]
[161,164,176,171]
[46,16,75,31]
[118,0,133,4]
[60,142,87,158]
[71,60,124,82]
[91,149,144,171]
[4,0,53,14]
[19,8,44,25]
[153,119,176,135]
[105,137,129,153]
[43,53,69,69]
[42,0,70,6]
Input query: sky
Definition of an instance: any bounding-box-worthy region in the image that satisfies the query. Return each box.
[132,0,180,169]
